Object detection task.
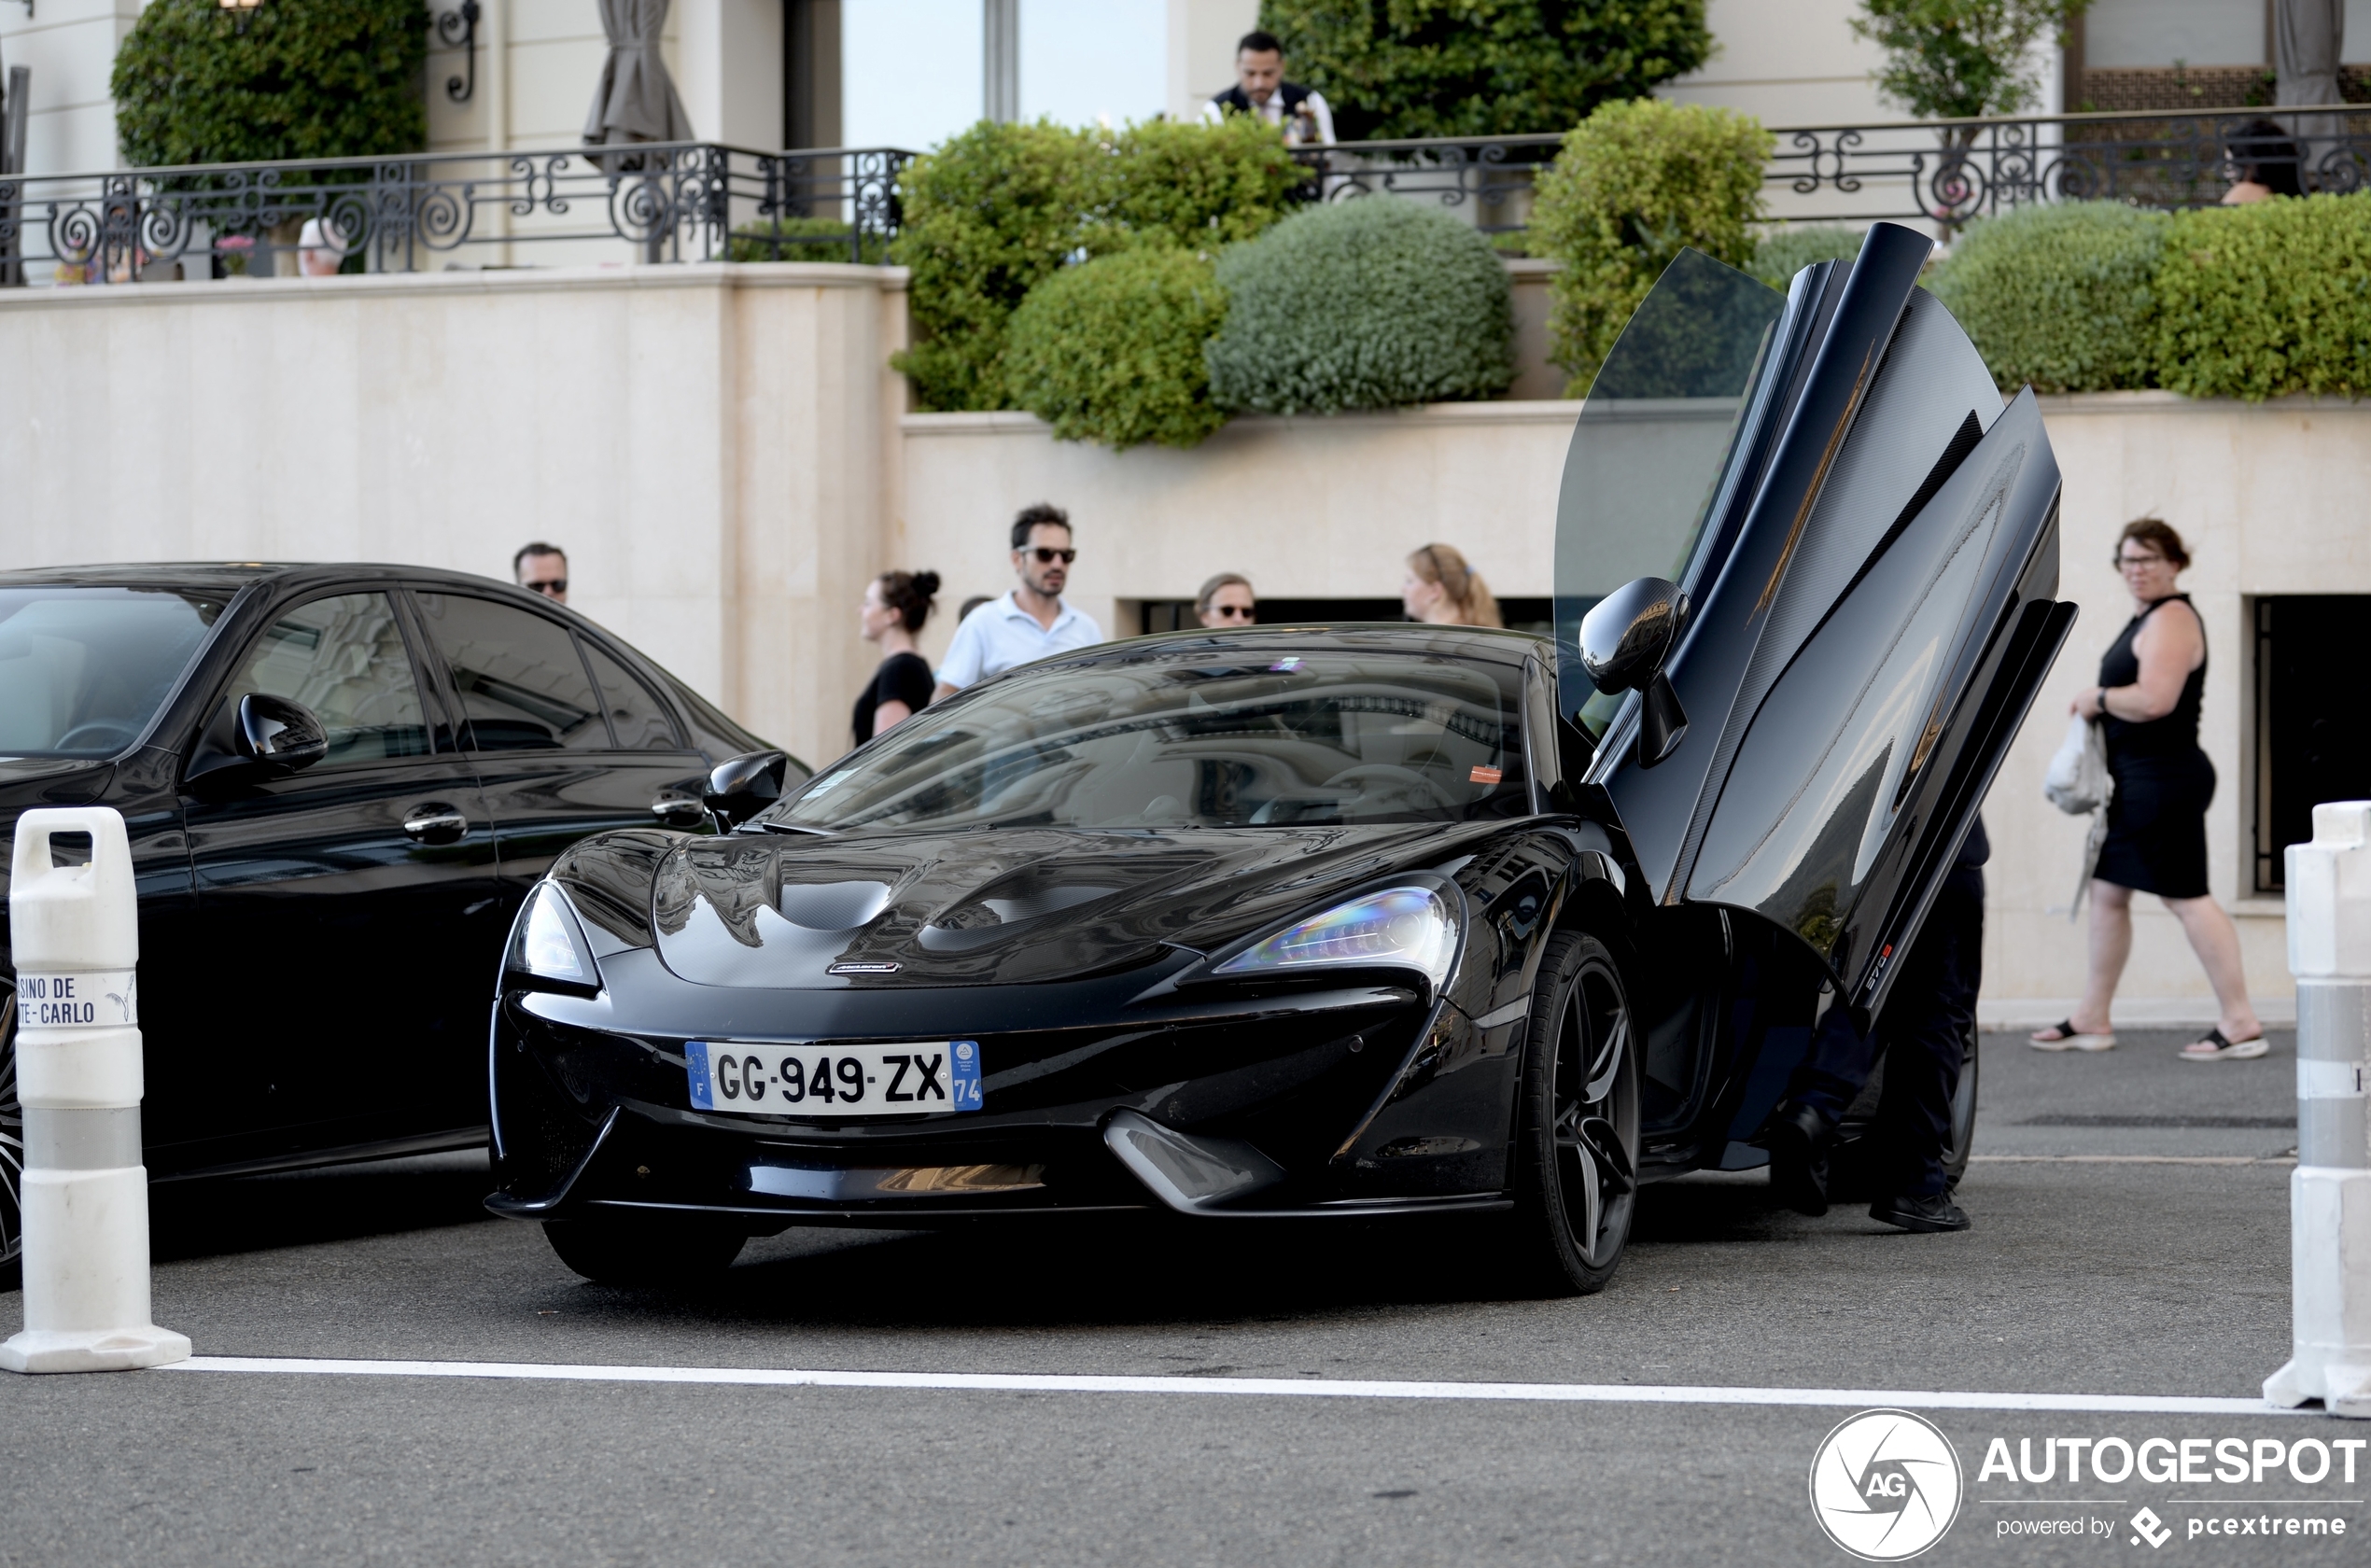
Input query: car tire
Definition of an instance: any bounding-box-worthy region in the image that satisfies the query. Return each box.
[541,1214,746,1286]
[1504,930,1641,1297]
[0,976,19,1295]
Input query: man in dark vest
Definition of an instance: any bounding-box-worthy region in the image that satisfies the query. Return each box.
[1201,29,1335,146]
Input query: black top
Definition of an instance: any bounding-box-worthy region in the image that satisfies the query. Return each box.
[2098,594,2206,761]
[1211,81,1313,116]
[854,651,933,746]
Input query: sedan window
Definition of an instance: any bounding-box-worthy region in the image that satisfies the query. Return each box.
[0,586,228,758]
[582,641,682,751]
[769,650,1528,833]
[216,593,431,764]
[413,593,610,753]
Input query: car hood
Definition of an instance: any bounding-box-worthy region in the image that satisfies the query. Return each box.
[648,822,1491,990]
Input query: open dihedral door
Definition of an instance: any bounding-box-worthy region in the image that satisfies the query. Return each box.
[1557,223,2076,1022]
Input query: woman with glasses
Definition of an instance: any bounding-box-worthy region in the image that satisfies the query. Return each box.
[2031,519,2265,1060]
[1196,573,1256,628]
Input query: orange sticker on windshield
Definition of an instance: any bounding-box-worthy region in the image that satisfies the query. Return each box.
[1470,765,1503,785]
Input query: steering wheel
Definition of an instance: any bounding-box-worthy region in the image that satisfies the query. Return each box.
[1321,763,1459,814]
[54,721,136,753]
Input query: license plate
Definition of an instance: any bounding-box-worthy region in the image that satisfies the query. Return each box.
[685,1040,982,1117]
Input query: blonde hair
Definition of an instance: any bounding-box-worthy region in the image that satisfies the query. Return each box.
[1408,543,1501,628]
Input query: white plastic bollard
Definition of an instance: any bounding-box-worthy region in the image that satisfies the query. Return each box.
[0,807,189,1374]
[2266,800,2371,1417]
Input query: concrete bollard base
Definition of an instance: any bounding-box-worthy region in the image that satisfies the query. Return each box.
[2266,1166,2371,1417]
[0,1325,192,1374]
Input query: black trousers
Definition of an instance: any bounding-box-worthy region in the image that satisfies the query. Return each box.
[1789,864,1985,1198]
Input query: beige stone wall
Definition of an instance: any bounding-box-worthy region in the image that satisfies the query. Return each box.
[0,262,907,774]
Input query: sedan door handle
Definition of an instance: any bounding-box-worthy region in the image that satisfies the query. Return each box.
[651,793,708,828]
[402,805,470,846]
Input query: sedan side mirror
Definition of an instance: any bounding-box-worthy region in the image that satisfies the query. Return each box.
[704,749,790,831]
[234,693,330,776]
[1577,577,1690,766]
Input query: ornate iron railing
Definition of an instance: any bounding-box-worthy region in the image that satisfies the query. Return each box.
[0,143,909,286]
[1288,105,2371,235]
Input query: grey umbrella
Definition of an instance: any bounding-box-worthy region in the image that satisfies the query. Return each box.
[2275,0,2344,189]
[583,0,694,147]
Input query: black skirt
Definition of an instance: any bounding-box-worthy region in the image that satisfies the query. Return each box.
[2094,749,2214,899]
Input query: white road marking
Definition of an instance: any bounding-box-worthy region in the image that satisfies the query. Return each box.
[1970,1155,2294,1166]
[158,1357,2312,1416]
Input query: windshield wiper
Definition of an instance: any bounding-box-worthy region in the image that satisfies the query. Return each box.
[751,821,833,837]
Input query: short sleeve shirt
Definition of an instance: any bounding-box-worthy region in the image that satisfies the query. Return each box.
[935,592,1104,692]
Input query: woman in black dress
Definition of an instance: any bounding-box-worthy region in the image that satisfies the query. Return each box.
[2030,519,2265,1060]
[853,569,939,748]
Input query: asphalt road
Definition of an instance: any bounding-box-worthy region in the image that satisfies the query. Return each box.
[2,1029,2358,1568]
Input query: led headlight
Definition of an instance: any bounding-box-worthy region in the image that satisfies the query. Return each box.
[507,882,597,989]
[1213,884,1458,990]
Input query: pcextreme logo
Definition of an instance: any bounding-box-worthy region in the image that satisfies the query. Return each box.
[1810,1408,1966,1561]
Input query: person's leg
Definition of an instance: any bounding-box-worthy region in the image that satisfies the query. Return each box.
[2162,893,2263,1043]
[1871,870,1983,1229]
[2073,879,2132,1032]
[1767,1002,1871,1216]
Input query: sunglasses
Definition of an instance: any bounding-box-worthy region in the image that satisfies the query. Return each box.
[524,578,568,595]
[1210,604,1256,620]
[1028,548,1077,565]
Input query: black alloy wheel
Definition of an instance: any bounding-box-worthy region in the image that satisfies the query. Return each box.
[1508,931,1641,1295]
[542,1214,746,1287]
[1,977,20,1293]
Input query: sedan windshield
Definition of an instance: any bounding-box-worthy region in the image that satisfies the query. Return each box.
[0,586,230,758]
[766,648,1531,833]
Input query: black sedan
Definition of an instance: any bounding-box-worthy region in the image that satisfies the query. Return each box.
[490,223,2075,1293]
[0,562,795,1284]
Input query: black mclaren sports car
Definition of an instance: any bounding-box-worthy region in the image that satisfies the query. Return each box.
[488,223,2076,1293]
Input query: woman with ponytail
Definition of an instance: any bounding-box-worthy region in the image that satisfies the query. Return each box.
[854,569,940,745]
[1402,543,1502,628]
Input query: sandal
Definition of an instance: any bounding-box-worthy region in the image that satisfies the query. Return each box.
[2180,1028,2268,1061]
[2029,1018,2116,1052]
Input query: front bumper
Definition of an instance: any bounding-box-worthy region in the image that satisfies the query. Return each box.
[486,949,1522,1226]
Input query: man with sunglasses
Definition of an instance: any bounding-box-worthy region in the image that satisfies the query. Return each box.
[932,502,1102,702]
[513,541,568,607]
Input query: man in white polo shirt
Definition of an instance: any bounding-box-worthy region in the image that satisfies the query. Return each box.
[932,503,1103,701]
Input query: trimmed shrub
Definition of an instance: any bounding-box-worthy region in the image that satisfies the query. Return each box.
[112,0,428,167]
[891,118,1300,412]
[1092,116,1304,250]
[889,120,1101,413]
[1530,99,1772,394]
[1927,201,2170,393]
[1749,225,1865,289]
[1260,0,1713,140]
[729,216,890,264]
[2152,193,2371,400]
[1206,199,1514,415]
[1005,245,1231,451]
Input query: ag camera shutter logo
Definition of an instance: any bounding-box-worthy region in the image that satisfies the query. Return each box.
[1809,1408,1964,1561]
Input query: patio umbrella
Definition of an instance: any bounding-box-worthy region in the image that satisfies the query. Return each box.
[2275,0,2343,189]
[583,0,694,148]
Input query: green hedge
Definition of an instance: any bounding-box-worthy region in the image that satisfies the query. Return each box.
[728,216,890,265]
[1529,98,1772,394]
[1927,202,2170,393]
[2153,195,2371,399]
[1005,244,1230,451]
[891,118,1300,413]
[1205,199,1513,415]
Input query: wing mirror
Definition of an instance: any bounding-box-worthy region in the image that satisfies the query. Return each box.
[233,693,330,776]
[1577,577,1691,766]
[704,749,790,831]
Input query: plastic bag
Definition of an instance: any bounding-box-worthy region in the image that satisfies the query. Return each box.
[2043,714,2112,815]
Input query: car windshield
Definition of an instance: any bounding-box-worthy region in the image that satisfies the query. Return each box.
[0,586,230,758]
[764,648,1531,833]
[1554,247,1788,735]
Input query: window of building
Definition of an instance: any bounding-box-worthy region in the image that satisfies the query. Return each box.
[2252,595,2371,891]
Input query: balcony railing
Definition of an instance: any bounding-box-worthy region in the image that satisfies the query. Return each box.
[0,143,907,286]
[7,104,2364,287]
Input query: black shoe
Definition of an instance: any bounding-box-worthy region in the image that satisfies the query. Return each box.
[1870,1191,1971,1233]
[1765,1100,1834,1217]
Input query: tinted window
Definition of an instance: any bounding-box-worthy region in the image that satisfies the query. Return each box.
[768,648,1527,833]
[219,593,430,765]
[413,593,608,752]
[582,641,681,750]
[0,586,227,757]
